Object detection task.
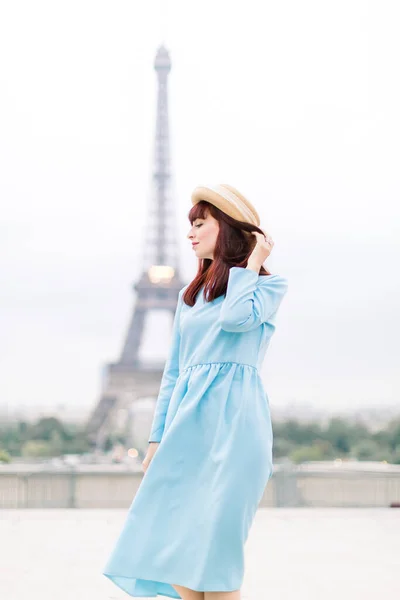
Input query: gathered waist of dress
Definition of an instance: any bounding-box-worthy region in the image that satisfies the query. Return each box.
[180,361,259,375]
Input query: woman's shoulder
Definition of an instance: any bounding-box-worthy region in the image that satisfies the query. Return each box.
[178,272,288,296]
[178,283,190,298]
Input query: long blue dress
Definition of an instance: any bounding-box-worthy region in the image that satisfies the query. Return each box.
[103,266,288,598]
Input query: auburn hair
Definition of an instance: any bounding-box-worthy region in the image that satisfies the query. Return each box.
[183,200,271,307]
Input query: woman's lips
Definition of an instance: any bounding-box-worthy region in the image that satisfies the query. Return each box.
[192,242,199,247]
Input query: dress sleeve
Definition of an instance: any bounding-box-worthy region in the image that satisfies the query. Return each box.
[148,288,185,443]
[218,266,288,333]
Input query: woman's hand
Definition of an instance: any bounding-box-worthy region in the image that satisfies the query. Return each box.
[142,442,159,473]
[247,230,274,271]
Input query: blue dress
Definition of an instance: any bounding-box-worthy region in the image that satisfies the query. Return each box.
[103,266,288,598]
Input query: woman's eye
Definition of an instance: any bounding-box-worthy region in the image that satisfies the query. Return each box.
[195,224,202,228]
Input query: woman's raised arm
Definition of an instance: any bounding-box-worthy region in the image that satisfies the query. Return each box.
[218,266,288,333]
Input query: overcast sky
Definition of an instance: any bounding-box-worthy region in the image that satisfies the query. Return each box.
[1,0,399,418]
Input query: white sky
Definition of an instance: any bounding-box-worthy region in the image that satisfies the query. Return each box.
[1,0,399,417]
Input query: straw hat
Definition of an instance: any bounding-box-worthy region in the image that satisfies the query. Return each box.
[191,184,260,227]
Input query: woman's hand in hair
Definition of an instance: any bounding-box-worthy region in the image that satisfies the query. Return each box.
[247,230,274,271]
[142,442,160,473]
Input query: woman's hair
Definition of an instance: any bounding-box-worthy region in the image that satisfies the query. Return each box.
[183,200,271,306]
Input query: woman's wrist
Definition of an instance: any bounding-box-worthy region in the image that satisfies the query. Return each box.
[246,261,261,274]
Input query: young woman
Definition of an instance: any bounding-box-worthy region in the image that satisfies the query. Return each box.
[103,184,289,600]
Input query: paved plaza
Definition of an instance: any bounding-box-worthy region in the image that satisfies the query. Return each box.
[1,508,398,600]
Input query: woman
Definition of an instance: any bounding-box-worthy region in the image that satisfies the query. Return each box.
[103,184,288,600]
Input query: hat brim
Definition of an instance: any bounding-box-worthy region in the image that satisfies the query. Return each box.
[191,185,260,226]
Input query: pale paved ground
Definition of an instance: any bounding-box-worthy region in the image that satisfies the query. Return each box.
[0,508,399,600]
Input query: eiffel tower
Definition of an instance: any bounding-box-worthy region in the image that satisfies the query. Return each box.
[86,45,186,450]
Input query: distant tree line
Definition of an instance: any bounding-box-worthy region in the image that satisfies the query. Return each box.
[0,417,91,462]
[273,417,400,464]
[1,415,400,464]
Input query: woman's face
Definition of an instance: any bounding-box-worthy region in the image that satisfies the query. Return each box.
[187,210,219,260]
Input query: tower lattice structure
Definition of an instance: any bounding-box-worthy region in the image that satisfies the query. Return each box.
[86,45,186,450]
